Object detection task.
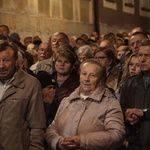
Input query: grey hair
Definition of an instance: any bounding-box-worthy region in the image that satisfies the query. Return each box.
[76,45,93,58]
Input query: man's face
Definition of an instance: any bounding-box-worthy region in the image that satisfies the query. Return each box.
[138,45,150,72]
[38,43,53,61]
[0,26,9,37]
[95,51,111,68]
[24,37,33,47]
[130,34,146,53]
[0,47,17,82]
[51,35,66,51]
[76,40,85,48]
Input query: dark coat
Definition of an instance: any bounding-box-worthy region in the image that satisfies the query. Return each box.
[54,70,80,107]
[120,72,150,150]
[107,65,121,92]
[45,70,80,126]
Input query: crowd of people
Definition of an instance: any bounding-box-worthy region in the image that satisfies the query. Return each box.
[0,24,150,150]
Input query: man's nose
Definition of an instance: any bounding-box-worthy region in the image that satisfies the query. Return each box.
[133,42,138,47]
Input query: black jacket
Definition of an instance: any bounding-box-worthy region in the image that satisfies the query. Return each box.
[120,72,150,150]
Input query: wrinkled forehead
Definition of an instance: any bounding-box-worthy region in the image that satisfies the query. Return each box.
[51,34,65,41]
[95,50,105,56]
[130,34,145,42]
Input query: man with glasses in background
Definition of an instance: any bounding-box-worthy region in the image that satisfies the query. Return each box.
[35,32,69,75]
[30,42,53,73]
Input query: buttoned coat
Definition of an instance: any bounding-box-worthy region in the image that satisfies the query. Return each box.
[46,86,125,150]
[0,69,46,150]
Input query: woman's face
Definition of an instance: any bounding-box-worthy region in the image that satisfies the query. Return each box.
[55,56,72,75]
[94,51,112,67]
[129,56,141,76]
[117,50,125,60]
[80,63,101,95]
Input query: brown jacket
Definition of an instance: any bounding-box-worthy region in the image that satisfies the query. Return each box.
[0,69,46,150]
[107,65,121,92]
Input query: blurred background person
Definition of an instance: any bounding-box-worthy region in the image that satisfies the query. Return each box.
[0,24,10,41]
[95,47,121,93]
[89,43,99,55]
[76,45,93,64]
[10,32,26,51]
[26,43,38,63]
[23,36,33,48]
[17,49,36,77]
[116,46,130,60]
[80,33,89,42]
[75,37,86,49]
[30,42,53,73]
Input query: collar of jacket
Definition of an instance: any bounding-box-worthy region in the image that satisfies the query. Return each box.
[12,69,26,89]
[69,85,115,103]
[134,71,150,87]
[47,57,54,66]
[107,65,120,76]
[130,72,147,88]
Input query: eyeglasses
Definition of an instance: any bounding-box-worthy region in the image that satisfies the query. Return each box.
[39,48,51,53]
[95,56,107,61]
[138,53,150,59]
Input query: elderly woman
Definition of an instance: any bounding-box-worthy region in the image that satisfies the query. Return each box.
[46,59,125,150]
[76,45,93,63]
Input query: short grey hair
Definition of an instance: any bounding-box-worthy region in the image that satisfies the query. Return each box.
[76,45,93,58]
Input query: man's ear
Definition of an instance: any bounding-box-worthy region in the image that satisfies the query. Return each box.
[15,60,19,67]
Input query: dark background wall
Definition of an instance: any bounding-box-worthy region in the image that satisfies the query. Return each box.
[98,0,150,33]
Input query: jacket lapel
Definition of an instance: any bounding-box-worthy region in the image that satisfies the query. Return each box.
[0,69,25,103]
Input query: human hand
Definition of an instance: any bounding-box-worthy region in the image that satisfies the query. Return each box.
[42,85,55,104]
[125,108,143,125]
[58,135,80,149]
